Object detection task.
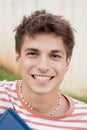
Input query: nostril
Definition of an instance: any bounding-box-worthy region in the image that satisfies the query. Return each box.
[37,63,50,73]
[38,68,49,73]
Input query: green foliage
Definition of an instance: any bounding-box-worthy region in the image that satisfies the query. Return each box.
[0,67,21,81]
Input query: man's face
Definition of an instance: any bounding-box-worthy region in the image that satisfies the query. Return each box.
[16,33,71,95]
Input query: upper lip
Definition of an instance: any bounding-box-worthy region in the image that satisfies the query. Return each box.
[31,74,55,80]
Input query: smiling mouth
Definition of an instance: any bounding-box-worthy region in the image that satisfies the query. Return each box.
[32,75,54,81]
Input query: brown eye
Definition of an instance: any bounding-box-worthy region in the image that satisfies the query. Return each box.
[50,54,61,59]
[27,52,36,55]
[50,54,61,60]
[26,51,38,58]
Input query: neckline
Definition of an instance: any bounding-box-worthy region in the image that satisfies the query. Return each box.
[16,80,74,120]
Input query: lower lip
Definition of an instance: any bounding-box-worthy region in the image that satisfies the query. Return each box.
[33,78,51,85]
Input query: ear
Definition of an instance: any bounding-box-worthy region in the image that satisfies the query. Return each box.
[65,56,71,72]
[16,52,21,67]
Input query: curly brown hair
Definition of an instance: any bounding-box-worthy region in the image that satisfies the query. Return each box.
[14,10,75,58]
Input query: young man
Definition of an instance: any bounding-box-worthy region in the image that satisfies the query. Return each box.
[0,10,87,129]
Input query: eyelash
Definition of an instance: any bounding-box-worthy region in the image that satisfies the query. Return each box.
[50,54,61,59]
[26,52,38,57]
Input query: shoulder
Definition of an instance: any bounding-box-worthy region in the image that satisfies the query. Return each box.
[64,94,87,110]
[0,81,18,113]
[71,97,87,106]
[70,97,87,113]
[65,95,87,117]
[0,80,18,91]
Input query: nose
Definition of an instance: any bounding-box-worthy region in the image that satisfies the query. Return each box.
[37,55,50,73]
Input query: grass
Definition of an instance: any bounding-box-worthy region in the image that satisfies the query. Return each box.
[0,67,21,81]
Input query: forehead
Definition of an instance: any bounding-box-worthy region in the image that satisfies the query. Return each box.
[22,34,66,53]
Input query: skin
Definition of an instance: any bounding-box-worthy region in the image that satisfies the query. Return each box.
[16,33,71,115]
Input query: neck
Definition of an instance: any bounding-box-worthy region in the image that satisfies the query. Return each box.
[20,81,61,115]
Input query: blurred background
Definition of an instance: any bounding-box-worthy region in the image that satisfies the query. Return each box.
[0,0,87,101]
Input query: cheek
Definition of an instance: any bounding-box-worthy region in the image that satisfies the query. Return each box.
[20,58,36,70]
[53,62,67,73]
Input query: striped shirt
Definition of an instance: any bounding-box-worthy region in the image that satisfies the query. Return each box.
[0,80,87,130]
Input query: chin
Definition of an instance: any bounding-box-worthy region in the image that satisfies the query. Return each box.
[32,87,53,95]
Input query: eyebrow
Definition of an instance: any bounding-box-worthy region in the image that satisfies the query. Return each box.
[51,50,65,55]
[25,48,39,52]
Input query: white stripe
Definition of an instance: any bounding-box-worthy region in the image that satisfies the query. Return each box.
[27,122,69,130]
[26,120,87,130]
[0,93,10,99]
[0,88,18,98]
[73,109,87,113]
[0,93,21,106]
[63,115,87,120]
[6,91,18,98]
[17,115,87,128]
[9,96,21,106]
[15,105,31,115]
[75,103,87,108]
[0,101,13,108]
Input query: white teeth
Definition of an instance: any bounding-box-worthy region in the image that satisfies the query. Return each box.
[34,76,51,81]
